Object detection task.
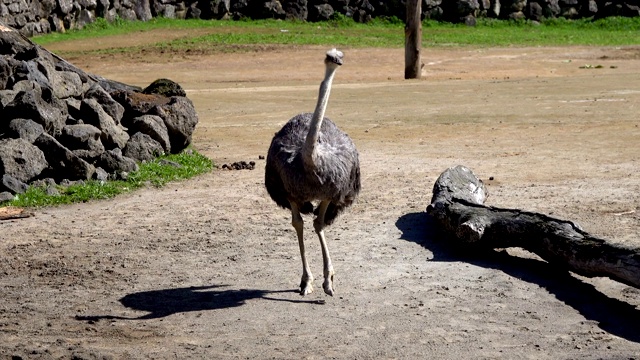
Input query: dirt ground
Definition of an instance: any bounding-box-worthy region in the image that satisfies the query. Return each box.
[1,31,640,359]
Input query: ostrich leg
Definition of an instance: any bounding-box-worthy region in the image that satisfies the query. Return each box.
[314,201,335,296]
[291,203,314,295]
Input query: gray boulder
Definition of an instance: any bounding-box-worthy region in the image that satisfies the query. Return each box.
[283,0,308,20]
[57,0,73,14]
[0,80,37,108]
[113,90,170,119]
[3,84,68,136]
[94,167,109,181]
[97,147,139,175]
[7,118,45,143]
[0,56,10,90]
[260,0,287,18]
[310,4,334,21]
[0,89,19,107]
[124,132,164,162]
[9,59,52,91]
[10,79,38,93]
[30,177,58,196]
[207,0,231,19]
[528,1,544,20]
[65,97,83,116]
[80,98,130,149]
[95,75,143,93]
[0,138,48,183]
[55,59,92,83]
[151,96,198,154]
[507,0,526,13]
[0,191,14,202]
[34,133,96,181]
[84,83,125,124]
[134,0,153,21]
[60,124,105,160]
[0,21,33,54]
[130,114,171,153]
[142,78,186,97]
[50,70,83,99]
[1,174,28,194]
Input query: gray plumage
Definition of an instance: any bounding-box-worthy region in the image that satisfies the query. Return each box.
[265,112,360,225]
[264,48,360,296]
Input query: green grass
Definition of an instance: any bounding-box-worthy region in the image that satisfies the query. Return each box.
[1,149,213,208]
[421,17,640,46]
[31,16,640,52]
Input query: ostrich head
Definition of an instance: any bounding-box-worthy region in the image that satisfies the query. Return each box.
[325,48,344,69]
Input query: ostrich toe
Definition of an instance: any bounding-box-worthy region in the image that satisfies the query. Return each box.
[300,277,314,296]
[323,274,334,296]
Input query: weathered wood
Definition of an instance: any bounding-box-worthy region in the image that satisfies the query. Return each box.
[426,165,640,289]
[0,206,33,220]
[404,0,422,79]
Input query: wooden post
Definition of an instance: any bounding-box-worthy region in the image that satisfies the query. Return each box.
[405,0,422,79]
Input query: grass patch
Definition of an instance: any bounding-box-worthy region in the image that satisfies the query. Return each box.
[1,149,213,208]
[421,17,640,47]
[31,16,640,53]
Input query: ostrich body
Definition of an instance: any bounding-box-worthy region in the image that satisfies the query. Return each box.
[265,49,360,296]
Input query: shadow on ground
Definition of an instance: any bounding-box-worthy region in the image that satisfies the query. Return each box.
[395,211,640,343]
[76,285,319,321]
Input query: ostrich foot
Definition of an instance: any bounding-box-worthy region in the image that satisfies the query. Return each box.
[323,273,335,296]
[300,276,314,296]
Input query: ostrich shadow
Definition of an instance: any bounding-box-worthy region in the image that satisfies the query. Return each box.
[76,285,317,322]
[395,211,640,343]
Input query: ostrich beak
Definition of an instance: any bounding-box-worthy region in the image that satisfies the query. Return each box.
[325,48,344,66]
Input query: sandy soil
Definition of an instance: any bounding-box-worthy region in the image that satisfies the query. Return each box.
[1,32,640,359]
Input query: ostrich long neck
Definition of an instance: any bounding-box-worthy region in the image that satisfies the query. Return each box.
[302,65,338,167]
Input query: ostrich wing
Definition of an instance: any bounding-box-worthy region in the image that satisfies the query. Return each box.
[265,115,315,214]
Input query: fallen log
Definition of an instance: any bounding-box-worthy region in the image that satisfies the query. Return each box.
[426,165,640,289]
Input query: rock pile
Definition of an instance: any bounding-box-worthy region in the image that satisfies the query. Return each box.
[0,22,199,201]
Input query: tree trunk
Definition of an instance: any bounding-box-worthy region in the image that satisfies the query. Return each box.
[404,0,422,79]
[426,165,640,289]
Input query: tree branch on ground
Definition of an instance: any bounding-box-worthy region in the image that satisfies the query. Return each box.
[426,165,640,289]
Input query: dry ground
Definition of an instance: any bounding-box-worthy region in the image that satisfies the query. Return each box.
[1,32,640,359]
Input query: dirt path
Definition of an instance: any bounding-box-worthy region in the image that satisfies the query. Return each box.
[1,39,640,359]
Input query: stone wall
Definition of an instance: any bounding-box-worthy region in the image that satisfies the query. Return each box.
[1,0,639,36]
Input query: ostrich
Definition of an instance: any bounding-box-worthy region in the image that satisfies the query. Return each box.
[265,48,361,296]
